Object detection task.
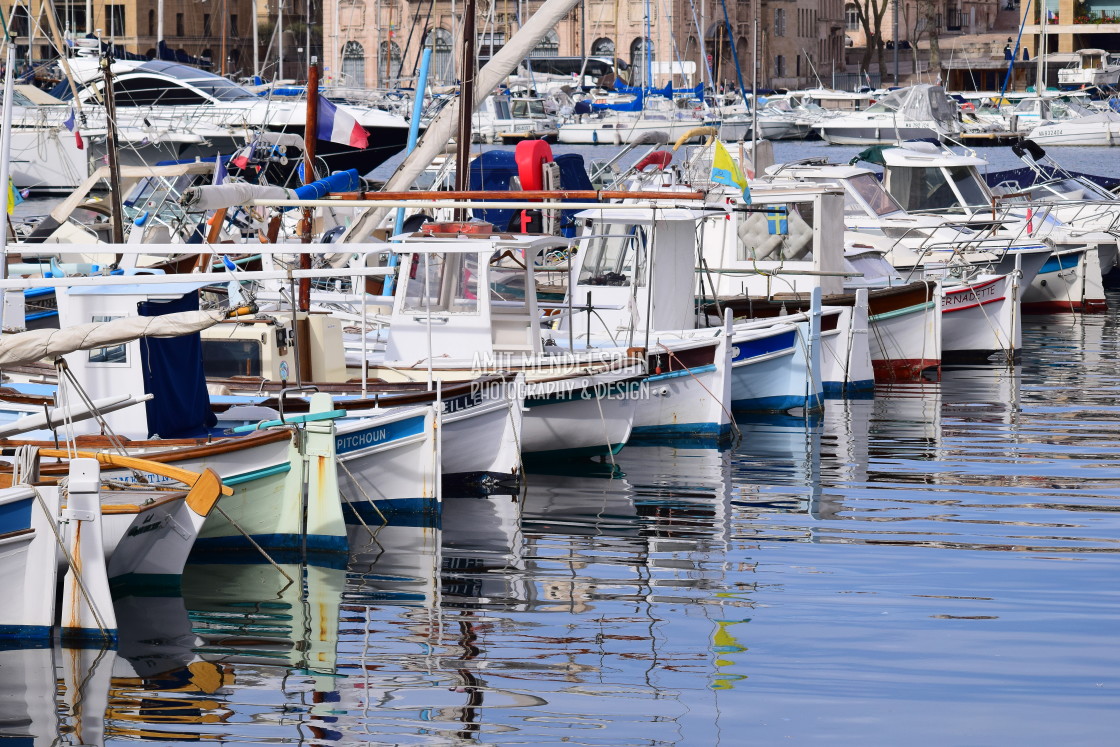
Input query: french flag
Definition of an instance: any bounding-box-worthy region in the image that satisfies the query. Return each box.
[316,94,369,149]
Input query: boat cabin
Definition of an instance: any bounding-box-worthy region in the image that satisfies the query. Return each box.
[384,229,572,362]
[695,183,847,299]
[563,208,706,342]
[54,281,217,439]
[871,143,994,216]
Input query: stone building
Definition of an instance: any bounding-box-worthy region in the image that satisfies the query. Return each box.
[321,0,847,91]
[4,0,257,77]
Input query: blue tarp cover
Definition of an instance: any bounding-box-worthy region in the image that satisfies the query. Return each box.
[137,290,216,438]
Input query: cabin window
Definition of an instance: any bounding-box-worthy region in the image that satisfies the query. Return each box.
[578,226,647,286]
[888,166,963,213]
[111,76,209,106]
[493,98,512,120]
[736,202,815,262]
[511,99,546,118]
[946,166,988,208]
[847,173,903,216]
[88,316,127,364]
[202,339,262,378]
[402,252,480,314]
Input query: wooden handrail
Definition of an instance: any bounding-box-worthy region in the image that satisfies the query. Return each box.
[39,449,235,497]
[327,189,707,202]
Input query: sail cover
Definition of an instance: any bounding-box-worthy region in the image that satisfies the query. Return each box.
[0,309,224,367]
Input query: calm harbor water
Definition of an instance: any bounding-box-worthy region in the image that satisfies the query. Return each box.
[7,292,1120,744]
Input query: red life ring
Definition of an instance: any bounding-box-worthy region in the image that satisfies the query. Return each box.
[515,140,554,191]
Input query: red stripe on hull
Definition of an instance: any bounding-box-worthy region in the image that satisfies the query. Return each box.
[1022,299,1108,314]
[872,358,941,383]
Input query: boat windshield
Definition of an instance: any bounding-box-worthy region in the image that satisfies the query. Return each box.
[846,173,904,216]
[578,227,647,286]
[401,252,480,314]
[1026,177,1114,201]
[134,60,258,101]
[887,165,988,213]
[846,252,899,283]
[511,99,546,118]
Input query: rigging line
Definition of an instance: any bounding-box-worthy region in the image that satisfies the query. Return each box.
[404,0,437,83]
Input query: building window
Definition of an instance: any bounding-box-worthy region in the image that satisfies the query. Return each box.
[591,37,614,56]
[845,3,859,31]
[531,29,560,58]
[378,40,402,85]
[148,9,155,36]
[774,8,785,37]
[176,13,184,36]
[775,54,785,77]
[203,14,212,37]
[342,40,366,87]
[10,6,29,36]
[106,4,126,36]
[424,28,454,84]
[230,14,238,36]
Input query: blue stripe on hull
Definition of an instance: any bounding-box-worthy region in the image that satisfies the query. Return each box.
[0,625,55,642]
[1039,253,1081,274]
[60,627,119,644]
[336,415,426,455]
[631,422,731,437]
[191,533,350,556]
[0,496,32,535]
[732,331,797,362]
[823,379,876,396]
[732,394,815,411]
[523,442,627,460]
[345,499,442,528]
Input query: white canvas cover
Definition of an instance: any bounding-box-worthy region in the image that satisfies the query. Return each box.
[180,183,292,210]
[0,309,225,366]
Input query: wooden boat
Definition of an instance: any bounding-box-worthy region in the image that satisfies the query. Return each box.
[708,280,940,381]
[0,449,228,641]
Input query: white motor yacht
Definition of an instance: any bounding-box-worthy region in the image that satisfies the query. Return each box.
[812,85,962,145]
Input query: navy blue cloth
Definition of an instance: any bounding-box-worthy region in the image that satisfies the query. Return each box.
[469,150,519,228]
[137,291,216,438]
[554,154,594,237]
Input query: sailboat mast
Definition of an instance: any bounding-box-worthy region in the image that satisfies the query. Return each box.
[750,0,758,156]
[100,56,125,244]
[1036,0,1046,92]
[1,44,18,300]
[253,0,260,77]
[455,0,476,198]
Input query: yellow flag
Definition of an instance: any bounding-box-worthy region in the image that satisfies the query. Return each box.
[710,140,751,204]
[6,178,23,216]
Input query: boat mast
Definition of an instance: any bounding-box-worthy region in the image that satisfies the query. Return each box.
[253,0,260,77]
[1,42,17,321]
[1036,0,1047,94]
[455,0,476,203]
[156,0,163,53]
[100,55,125,244]
[750,0,758,156]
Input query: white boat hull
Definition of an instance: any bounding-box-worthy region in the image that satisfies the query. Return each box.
[941,274,1021,362]
[336,405,441,523]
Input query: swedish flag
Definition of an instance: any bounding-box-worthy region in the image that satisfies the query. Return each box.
[766,207,788,235]
[710,139,751,205]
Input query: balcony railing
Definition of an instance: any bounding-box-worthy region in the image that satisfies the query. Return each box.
[1076,9,1120,23]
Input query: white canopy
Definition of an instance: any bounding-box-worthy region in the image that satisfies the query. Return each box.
[0,309,225,366]
[180,183,293,210]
